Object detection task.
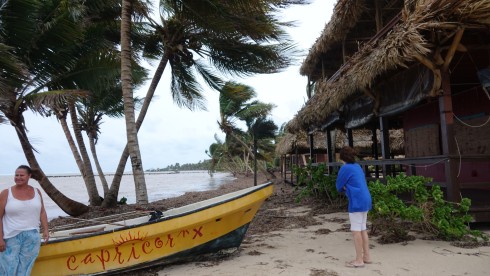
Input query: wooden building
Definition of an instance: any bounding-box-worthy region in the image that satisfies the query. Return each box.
[284,0,490,221]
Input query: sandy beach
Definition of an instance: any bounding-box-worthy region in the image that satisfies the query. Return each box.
[157,207,490,276]
[154,177,490,276]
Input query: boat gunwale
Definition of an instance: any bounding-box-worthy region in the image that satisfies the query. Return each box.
[46,181,273,244]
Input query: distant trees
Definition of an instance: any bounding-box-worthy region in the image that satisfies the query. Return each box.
[147,160,212,172]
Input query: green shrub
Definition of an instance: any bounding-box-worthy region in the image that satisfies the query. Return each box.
[292,163,344,208]
[369,173,487,242]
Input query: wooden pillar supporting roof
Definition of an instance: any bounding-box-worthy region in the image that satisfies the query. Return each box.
[439,70,460,202]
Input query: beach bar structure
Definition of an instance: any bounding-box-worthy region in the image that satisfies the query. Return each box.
[283,0,490,221]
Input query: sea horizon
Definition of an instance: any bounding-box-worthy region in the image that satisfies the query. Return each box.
[0,171,235,220]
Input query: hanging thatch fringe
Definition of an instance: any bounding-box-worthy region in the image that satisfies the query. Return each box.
[276,129,404,155]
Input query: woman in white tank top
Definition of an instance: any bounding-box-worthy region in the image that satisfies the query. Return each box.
[0,165,49,275]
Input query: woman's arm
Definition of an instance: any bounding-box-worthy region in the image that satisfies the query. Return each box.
[336,166,347,192]
[37,189,49,244]
[0,189,8,251]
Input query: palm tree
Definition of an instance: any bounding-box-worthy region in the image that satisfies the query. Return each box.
[218,81,274,157]
[119,0,154,205]
[218,81,277,180]
[75,51,148,197]
[102,0,305,207]
[0,0,150,214]
[247,117,278,185]
[0,0,102,215]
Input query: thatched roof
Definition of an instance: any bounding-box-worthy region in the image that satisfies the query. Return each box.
[275,131,327,155]
[276,129,404,155]
[287,0,490,133]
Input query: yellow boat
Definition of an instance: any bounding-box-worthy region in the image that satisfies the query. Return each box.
[32,182,274,275]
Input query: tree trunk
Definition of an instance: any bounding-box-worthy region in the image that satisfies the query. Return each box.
[121,0,148,205]
[253,138,257,186]
[88,134,109,196]
[225,130,270,179]
[14,119,89,216]
[102,54,170,208]
[69,102,101,206]
[58,113,86,177]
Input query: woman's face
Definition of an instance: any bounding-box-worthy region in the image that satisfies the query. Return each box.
[14,168,31,186]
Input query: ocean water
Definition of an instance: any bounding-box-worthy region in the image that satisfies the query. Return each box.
[0,171,235,221]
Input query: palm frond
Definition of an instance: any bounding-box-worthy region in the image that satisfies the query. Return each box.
[193,59,224,91]
[169,59,207,111]
[23,89,89,116]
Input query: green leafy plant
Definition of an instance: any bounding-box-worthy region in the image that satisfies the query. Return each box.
[369,173,487,242]
[369,174,429,242]
[428,186,486,241]
[292,163,344,208]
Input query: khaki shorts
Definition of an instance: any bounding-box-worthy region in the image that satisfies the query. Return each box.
[349,212,368,231]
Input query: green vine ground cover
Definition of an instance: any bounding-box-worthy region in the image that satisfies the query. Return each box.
[293,164,488,245]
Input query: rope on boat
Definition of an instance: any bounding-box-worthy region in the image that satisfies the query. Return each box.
[50,210,156,231]
[50,210,164,232]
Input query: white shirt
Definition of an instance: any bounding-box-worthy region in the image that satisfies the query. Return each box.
[2,187,41,239]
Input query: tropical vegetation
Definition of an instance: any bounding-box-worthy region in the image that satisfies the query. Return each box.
[293,164,488,243]
[0,0,306,214]
[207,81,278,185]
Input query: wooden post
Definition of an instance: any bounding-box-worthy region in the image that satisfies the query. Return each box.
[372,125,380,178]
[295,144,299,184]
[375,0,383,32]
[379,117,391,176]
[326,128,334,174]
[439,70,460,202]
[347,128,354,148]
[309,133,314,164]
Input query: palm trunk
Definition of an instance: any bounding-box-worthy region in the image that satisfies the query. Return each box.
[121,0,148,205]
[58,113,86,176]
[224,129,270,178]
[13,120,89,216]
[102,54,170,208]
[69,102,101,206]
[88,134,109,196]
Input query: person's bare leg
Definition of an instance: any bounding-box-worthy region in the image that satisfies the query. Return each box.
[361,230,371,263]
[351,231,364,265]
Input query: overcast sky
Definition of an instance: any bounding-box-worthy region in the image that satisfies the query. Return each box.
[0,0,335,175]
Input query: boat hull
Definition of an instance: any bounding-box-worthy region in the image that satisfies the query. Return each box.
[32,182,273,275]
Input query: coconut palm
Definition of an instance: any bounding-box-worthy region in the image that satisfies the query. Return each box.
[218,81,274,155]
[0,0,150,214]
[247,117,278,185]
[102,0,305,207]
[119,0,155,205]
[217,81,278,180]
[0,0,100,215]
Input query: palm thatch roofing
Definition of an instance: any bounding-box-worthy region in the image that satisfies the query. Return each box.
[275,129,404,155]
[286,0,490,133]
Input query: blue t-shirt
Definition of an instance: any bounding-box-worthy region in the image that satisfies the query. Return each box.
[336,163,372,213]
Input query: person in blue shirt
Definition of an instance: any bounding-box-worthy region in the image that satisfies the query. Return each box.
[336,146,372,268]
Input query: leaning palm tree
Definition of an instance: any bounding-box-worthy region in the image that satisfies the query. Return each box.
[218,81,274,158]
[102,0,306,207]
[218,81,277,180]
